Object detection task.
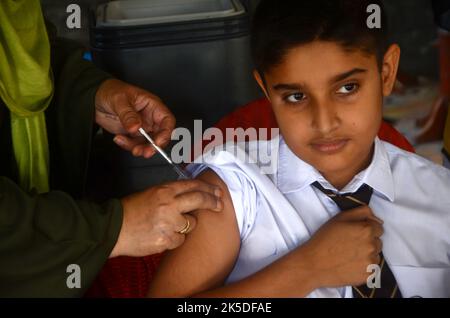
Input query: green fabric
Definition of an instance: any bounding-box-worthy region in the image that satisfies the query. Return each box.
[0,177,123,297]
[0,0,53,194]
[0,26,122,296]
[0,103,15,181]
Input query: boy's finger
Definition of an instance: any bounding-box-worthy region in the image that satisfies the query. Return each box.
[366,214,384,225]
[336,206,383,224]
[373,238,383,254]
[366,219,384,238]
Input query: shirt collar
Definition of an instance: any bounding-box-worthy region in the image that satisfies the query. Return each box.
[277,137,395,202]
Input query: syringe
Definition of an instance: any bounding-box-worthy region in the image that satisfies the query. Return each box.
[138,128,191,180]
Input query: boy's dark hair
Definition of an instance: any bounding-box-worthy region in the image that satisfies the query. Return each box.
[251,0,388,73]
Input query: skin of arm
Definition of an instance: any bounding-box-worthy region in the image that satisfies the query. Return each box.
[147,169,320,298]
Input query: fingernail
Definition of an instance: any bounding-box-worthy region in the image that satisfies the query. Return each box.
[157,138,169,146]
[126,115,139,124]
[126,117,140,130]
[144,149,155,158]
[373,217,384,225]
[215,199,223,211]
[114,137,124,146]
[214,188,222,197]
[132,148,141,157]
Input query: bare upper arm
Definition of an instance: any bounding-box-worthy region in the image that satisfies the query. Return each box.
[147,169,241,297]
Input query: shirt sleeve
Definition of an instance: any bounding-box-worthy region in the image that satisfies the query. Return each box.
[46,35,113,197]
[188,162,258,241]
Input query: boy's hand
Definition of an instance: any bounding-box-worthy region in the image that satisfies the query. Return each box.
[299,206,384,289]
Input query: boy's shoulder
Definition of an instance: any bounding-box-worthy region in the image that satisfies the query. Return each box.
[198,137,281,176]
[381,140,450,184]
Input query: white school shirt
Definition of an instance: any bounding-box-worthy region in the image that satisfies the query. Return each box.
[187,136,450,298]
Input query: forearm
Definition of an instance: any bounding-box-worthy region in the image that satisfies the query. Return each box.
[191,247,320,298]
[0,177,122,297]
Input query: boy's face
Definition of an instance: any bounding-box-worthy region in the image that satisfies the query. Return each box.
[255,41,400,188]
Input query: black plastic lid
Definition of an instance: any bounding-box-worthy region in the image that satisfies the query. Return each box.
[90,9,250,49]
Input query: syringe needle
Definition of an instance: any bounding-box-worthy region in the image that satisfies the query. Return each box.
[138,128,191,179]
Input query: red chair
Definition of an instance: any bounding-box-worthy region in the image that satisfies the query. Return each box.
[85,98,414,298]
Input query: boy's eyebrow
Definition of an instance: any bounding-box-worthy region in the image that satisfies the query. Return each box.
[272,68,368,92]
[272,83,303,91]
[330,68,367,84]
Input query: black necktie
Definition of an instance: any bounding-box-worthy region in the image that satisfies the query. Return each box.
[312,181,402,298]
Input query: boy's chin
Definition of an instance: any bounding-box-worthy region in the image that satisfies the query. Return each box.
[309,155,354,175]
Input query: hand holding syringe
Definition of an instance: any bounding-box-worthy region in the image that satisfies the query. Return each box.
[138,128,191,180]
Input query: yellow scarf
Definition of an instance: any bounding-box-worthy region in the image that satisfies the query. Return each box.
[0,0,53,193]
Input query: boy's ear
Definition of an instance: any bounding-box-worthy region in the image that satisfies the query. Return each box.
[253,70,271,100]
[381,44,401,97]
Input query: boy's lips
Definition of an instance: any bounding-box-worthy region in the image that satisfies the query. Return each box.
[310,138,350,154]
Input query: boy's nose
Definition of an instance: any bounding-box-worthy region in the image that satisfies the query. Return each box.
[311,102,340,134]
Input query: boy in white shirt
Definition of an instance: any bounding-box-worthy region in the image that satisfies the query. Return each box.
[148,0,450,298]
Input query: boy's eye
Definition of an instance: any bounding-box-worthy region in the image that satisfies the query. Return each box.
[286,93,306,103]
[337,83,359,94]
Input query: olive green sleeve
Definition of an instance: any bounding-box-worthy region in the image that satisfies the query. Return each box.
[46,35,113,197]
[0,176,123,297]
